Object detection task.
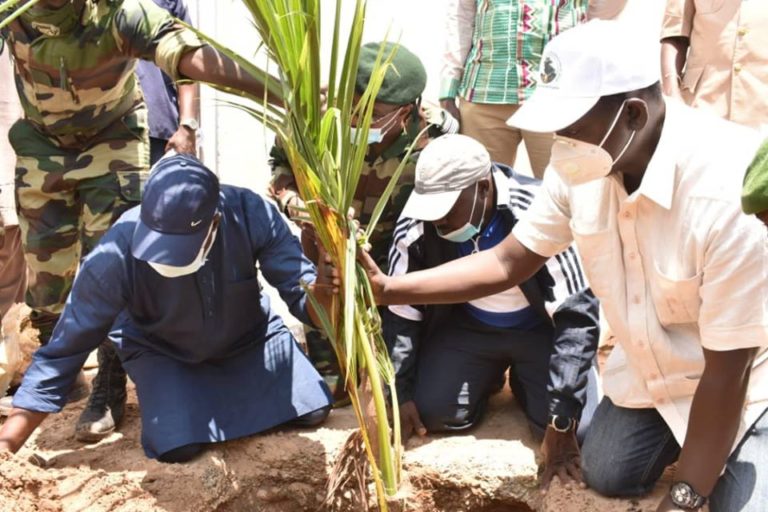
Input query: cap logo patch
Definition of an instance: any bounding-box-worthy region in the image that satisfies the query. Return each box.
[191,219,203,227]
[541,54,561,85]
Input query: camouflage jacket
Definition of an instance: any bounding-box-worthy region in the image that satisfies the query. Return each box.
[271,123,426,271]
[0,0,205,148]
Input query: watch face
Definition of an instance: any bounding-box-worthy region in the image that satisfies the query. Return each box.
[671,483,703,508]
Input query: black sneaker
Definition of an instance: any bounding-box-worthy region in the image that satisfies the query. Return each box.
[75,343,127,442]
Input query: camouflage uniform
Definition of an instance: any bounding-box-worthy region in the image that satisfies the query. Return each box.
[0,0,205,340]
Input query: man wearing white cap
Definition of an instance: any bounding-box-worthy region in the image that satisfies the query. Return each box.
[384,134,599,486]
[364,20,768,511]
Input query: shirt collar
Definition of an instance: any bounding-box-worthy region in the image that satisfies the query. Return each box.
[635,98,678,210]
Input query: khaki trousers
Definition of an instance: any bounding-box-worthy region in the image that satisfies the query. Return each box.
[460,101,554,179]
[0,226,26,320]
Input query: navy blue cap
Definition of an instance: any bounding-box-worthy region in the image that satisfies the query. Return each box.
[132,154,220,266]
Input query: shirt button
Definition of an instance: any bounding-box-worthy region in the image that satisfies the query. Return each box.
[738,27,748,36]
[734,63,743,73]
[633,295,641,304]
[623,211,632,219]
[628,252,637,260]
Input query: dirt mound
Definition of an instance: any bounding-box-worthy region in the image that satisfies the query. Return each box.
[0,377,668,512]
[0,303,39,395]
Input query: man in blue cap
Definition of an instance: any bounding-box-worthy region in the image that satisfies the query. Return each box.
[0,154,335,463]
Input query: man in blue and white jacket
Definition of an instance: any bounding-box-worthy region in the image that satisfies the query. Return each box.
[383,134,599,487]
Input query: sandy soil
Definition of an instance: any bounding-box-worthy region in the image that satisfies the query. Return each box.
[0,377,669,512]
[0,304,668,511]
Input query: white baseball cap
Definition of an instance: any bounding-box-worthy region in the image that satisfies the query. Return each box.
[507,19,660,133]
[400,134,492,222]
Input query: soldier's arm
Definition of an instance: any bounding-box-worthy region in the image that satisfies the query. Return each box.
[116,0,282,106]
[177,46,282,106]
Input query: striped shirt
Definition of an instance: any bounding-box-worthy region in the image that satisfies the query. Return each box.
[441,0,588,105]
[388,167,588,325]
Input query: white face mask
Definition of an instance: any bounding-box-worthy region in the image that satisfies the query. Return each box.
[550,100,636,187]
[148,222,217,278]
[350,108,402,146]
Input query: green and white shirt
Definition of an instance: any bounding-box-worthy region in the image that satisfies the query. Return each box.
[441,0,587,105]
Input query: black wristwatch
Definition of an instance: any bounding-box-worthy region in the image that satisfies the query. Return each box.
[670,482,707,510]
[548,414,576,433]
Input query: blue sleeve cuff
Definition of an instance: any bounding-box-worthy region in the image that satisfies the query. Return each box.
[12,388,65,414]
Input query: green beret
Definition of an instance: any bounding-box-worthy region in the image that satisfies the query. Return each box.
[356,42,427,105]
[742,139,768,215]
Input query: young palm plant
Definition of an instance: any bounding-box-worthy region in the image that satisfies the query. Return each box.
[0,0,42,29]
[191,1,422,509]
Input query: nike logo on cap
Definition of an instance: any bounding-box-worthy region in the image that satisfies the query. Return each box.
[191,220,203,227]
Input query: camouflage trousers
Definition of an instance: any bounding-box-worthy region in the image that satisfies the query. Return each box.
[10,118,149,341]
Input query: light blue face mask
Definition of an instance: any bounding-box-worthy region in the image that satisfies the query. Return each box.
[351,108,401,146]
[438,183,487,244]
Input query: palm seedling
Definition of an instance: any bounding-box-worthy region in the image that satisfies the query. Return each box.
[190,1,426,510]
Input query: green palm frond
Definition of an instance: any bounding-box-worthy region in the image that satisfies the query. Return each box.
[0,0,42,30]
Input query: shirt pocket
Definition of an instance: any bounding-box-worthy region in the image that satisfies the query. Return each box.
[693,0,726,14]
[649,264,702,326]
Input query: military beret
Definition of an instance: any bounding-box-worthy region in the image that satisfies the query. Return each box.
[356,42,427,105]
[742,139,768,215]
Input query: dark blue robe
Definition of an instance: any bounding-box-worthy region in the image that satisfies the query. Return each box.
[13,186,332,458]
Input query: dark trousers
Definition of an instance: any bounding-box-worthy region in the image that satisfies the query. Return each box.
[412,311,598,440]
[149,137,169,166]
[581,397,768,511]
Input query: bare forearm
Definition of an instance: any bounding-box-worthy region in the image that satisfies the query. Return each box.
[660,37,689,97]
[177,82,199,122]
[178,46,283,107]
[382,235,546,306]
[0,408,48,453]
[675,350,755,496]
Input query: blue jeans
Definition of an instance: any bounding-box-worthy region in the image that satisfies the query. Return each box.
[581,397,768,511]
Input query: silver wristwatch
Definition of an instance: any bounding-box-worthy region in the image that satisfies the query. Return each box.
[670,482,707,510]
[180,118,200,132]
